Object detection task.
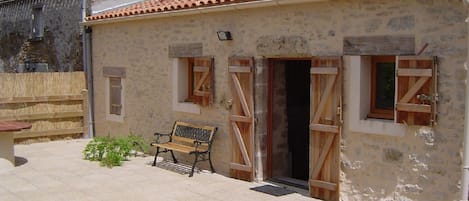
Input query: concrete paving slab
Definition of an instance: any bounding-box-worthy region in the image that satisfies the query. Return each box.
[0,139,320,201]
[0,193,23,201]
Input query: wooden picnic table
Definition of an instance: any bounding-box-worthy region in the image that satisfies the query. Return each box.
[0,121,32,165]
[0,121,32,132]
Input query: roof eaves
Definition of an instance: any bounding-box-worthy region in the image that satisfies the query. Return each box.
[82,0,328,26]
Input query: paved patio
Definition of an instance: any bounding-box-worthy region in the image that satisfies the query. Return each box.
[0,139,320,201]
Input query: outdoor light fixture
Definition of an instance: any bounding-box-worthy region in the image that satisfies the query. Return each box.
[217,31,232,41]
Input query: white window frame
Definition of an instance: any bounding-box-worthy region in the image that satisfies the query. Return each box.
[105,76,125,122]
[346,56,405,136]
[172,58,200,114]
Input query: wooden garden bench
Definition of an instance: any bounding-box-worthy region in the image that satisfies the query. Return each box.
[150,121,217,177]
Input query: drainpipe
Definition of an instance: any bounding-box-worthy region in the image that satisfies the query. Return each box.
[82,0,95,138]
[463,59,469,201]
[462,1,469,200]
[462,54,469,201]
[458,0,469,198]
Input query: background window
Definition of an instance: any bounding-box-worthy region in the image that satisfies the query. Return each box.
[369,56,395,120]
[109,77,122,115]
[172,58,200,114]
[32,4,44,39]
[185,58,197,102]
[103,67,125,121]
[177,57,213,105]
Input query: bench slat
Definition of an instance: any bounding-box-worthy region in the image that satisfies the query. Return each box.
[174,122,217,133]
[153,142,209,153]
[172,136,196,144]
[155,142,196,153]
[172,136,209,149]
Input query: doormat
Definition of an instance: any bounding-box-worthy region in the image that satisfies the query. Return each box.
[250,185,296,197]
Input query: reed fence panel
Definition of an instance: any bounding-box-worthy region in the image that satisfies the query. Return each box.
[0,72,88,141]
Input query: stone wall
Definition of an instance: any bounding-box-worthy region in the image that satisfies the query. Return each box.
[271,61,290,178]
[0,0,83,73]
[90,0,467,200]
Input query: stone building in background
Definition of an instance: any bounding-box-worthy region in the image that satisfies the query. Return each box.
[0,0,83,73]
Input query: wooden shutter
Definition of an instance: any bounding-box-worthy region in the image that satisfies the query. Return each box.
[229,56,254,181]
[109,77,122,115]
[396,56,437,126]
[309,56,342,201]
[193,57,214,106]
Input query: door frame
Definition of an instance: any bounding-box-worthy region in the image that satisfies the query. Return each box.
[266,57,313,179]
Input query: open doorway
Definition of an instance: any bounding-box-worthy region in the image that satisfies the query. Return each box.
[268,59,310,189]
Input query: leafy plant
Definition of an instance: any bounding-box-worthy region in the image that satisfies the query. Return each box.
[83,134,149,168]
[128,133,150,155]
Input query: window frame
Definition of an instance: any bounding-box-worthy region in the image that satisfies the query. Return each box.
[31,4,44,40]
[109,76,122,115]
[103,67,126,122]
[368,55,396,120]
[185,58,197,103]
[172,58,200,114]
[346,56,405,136]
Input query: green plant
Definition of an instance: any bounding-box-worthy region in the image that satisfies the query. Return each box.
[83,134,149,168]
[128,133,150,155]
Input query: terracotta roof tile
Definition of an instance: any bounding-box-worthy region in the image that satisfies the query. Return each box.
[86,0,262,21]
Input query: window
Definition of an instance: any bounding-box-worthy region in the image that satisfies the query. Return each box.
[109,77,122,115]
[368,56,395,120]
[172,57,213,114]
[31,4,44,40]
[347,56,405,136]
[173,58,200,114]
[185,58,198,103]
[347,55,437,136]
[103,67,125,121]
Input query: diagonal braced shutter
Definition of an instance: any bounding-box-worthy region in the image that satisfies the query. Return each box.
[396,56,438,126]
[193,57,214,106]
[228,56,254,181]
[309,56,342,201]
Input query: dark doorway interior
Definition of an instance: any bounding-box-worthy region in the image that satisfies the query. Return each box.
[271,60,310,188]
[285,60,310,180]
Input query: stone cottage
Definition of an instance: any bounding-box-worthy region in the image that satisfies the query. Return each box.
[0,0,84,72]
[83,0,468,200]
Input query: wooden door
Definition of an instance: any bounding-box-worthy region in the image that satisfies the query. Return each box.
[229,57,255,181]
[309,57,342,201]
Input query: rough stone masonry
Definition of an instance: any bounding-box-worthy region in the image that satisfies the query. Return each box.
[0,0,83,73]
[88,0,466,200]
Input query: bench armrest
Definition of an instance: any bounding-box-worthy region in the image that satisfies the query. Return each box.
[153,132,172,144]
[154,132,171,136]
[193,140,210,152]
[193,140,210,145]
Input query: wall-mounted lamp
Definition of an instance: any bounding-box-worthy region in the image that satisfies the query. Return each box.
[217,31,232,41]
